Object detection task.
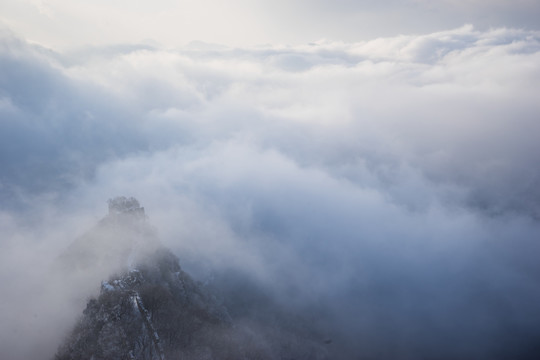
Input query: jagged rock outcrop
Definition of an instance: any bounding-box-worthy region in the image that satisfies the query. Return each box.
[54,197,329,360]
[55,248,238,360]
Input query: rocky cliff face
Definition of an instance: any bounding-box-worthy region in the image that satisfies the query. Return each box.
[54,198,328,360]
[55,248,237,360]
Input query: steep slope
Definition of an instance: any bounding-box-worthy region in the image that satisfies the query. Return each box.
[54,197,328,360]
[55,248,237,360]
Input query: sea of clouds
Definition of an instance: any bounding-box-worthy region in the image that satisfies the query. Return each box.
[1,25,540,359]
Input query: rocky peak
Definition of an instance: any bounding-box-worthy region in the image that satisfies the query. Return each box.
[54,198,329,360]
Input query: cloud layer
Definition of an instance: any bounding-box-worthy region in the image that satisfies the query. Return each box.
[1,25,540,359]
[2,0,540,48]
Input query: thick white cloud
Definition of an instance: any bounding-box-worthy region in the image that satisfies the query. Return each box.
[1,25,540,359]
[46,25,540,217]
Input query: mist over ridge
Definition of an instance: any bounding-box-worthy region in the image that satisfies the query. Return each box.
[1,23,540,359]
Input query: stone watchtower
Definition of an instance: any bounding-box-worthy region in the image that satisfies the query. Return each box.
[107,196,145,218]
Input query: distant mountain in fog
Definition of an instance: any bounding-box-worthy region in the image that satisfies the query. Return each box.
[54,197,327,360]
[55,197,160,282]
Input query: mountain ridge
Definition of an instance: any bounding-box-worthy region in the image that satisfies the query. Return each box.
[54,197,328,360]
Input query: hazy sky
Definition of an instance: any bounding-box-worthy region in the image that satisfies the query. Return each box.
[1,0,540,48]
[1,2,540,360]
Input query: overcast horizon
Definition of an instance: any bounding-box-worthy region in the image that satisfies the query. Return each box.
[1,1,540,359]
[2,0,540,49]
